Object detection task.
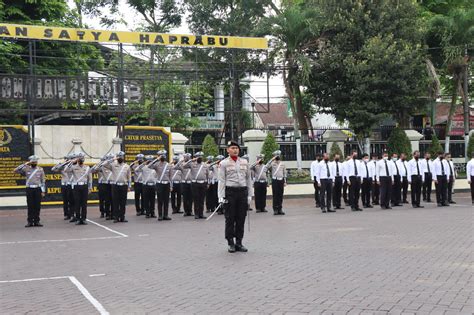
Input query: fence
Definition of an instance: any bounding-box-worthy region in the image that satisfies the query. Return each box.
[279,142,327,161]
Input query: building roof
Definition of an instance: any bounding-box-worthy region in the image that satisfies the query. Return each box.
[254,103,294,128]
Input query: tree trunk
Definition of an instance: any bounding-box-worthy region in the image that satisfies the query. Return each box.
[444,76,461,152]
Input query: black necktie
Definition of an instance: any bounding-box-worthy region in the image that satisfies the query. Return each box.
[326,161,330,177]
[403,162,407,177]
[394,161,399,176]
[353,159,358,176]
[426,159,430,173]
[384,160,389,176]
[336,162,339,176]
[448,161,453,177]
[364,161,369,179]
[416,159,420,175]
[441,160,445,176]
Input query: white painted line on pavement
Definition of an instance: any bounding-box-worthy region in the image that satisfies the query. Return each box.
[0,276,69,283]
[0,236,122,245]
[138,234,149,237]
[69,276,110,315]
[86,219,128,238]
[89,274,106,277]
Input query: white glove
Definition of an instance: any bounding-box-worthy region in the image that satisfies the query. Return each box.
[219,197,225,204]
[247,196,252,204]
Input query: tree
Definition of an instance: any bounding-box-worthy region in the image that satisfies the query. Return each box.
[467,133,474,158]
[329,142,343,160]
[307,0,428,143]
[428,133,444,156]
[387,127,412,158]
[202,134,219,157]
[260,133,279,163]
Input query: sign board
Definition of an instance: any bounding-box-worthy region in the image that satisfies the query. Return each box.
[0,125,29,191]
[123,126,172,163]
[0,23,268,50]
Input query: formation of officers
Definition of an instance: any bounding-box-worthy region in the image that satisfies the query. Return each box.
[310,149,464,213]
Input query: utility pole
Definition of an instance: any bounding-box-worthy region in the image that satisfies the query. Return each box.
[463,45,470,162]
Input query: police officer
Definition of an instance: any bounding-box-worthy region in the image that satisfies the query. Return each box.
[433,152,450,207]
[332,154,344,210]
[398,153,409,204]
[218,140,253,253]
[316,153,335,213]
[421,153,434,202]
[342,155,351,206]
[149,150,172,221]
[214,155,225,215]
[52,154,74,220]
[170,155,183,214]
[102,151,132,223]
[390,153,402,207]
[65,152,92,225]
[467,152,474,205]
[371,154,380,205]
[183,151,209,219]
[206,155,216,213]
[376,151,394,210]
[344,150,363,211]
[360,153,374,208]
[310,153,322,208]
[407,150,424,208]
[137,155,157,218]
[251,154,269,213]
[14,155,46,227]
[268,150,287,215]
[91,153,114,219]
[445,153,456,204]
[131,154,145,216]
[176,153,193,216]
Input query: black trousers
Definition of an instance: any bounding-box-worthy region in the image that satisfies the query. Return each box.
[254,182,267,211]
[391,175,402,205]
[410,175,422,206]
[361,177,372,206]
[435,175,448,205]
[343,179,349,204]
[171,182,182,212]
[447,176,454,202]
[156,183,170,218]
[224,186,248,245]
[320,179,333,210]
[98,183,111,216]
[61,185,72,217]
[349,176,361,209]
[470,176,474,203]
[379,176,392,208]
[73,184,88,221]
[143,184,156,216]
[272,179,284,212]
[313,177,320,206]
[134,182,144,214]
[206,183,218,211]
[181,183,193,215]
[372,179,380,205]
[26,187,42,223]
[333,176,343,208]
[422,173,432,201]
[67,185,76,218]
[192,183,207,217]
[401,176,409,202]
[112,185,128,220]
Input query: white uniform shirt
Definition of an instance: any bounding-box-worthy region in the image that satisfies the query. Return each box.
[316,160,335,183]
[397,160,408,177]
[420,158,434,175]
[360,159,375,180]
[432,158,451,178]
[407,158,424,182]
[466,158,474,180]
[310,160,320,182]
[376,158,394,181]
[343,158,363,181]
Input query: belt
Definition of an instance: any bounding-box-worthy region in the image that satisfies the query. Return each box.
[192,180,206,184]
[158,181,169,184]
[115,182,127,186]
[76,181,87,185]
[27,185,40,188]
[256,180,267,183]
[173,181,181,184]
[182,180,192,184]
[134,181,142,185]
[146,182,155,186]
[272,177,283,180]
[321,178,332,181]
[226,186,247,191]
[61,183,68,186]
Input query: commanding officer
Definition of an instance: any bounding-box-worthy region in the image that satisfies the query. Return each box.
[376,151,394,209]
[183,151,209,219]
[310,153,322,208]
[251,154,269,213]
[360,153,374,208]
[371,154,380,205]
[445,153,456,204]
[52,154,74,220]
[316,153,335,213]
[170,155,183,214]
[178,153,193,216]
[149,150,172,221]
[131,154,145,216]
[138,155,157,218]
[218,140,253,253]
[433,152,450,207]
[390,153,402,207]
[268,150,287,215]
[102,151,131,223]
[421,152,434,202]
[206,155,216,213]
[14,155,46,227]
[344,150,363,211]
[407,150,424,208]
[332,154,344,210]
[398,153,409,204]
[467,152,474,205]
[65,153,92,225]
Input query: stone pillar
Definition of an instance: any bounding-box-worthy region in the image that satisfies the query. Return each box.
[111,137,122,154]
[33,138,43,160]
[404,130,423,153]
[71,138,83,154]
[322,129,346,156]
[171,132,189,156]
[242,129,267,164]
[214,84,224,121]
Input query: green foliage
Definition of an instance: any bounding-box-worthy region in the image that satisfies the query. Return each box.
[387,127,412,158]
[467,133,474,158]
[429,133,444,156]
[329,142,343,160]
[201,134,219,157]
[260,133,279,163]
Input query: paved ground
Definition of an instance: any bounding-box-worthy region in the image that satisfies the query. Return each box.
[0,194,472,315]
